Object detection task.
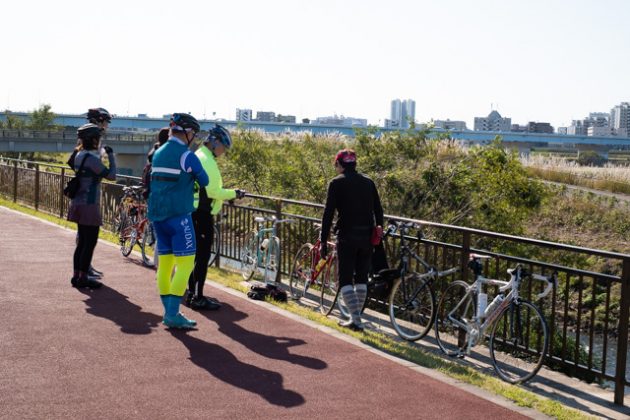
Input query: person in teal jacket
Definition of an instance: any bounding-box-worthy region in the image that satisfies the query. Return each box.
[185,124,246,310]
[148,113,209,329]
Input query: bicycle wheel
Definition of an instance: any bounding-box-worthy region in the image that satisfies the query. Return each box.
[263,236,280,284]
[320,255,340,315]
[240,230,258,280]
[141,222,156,267]
[435,280,475,356]
[113,203,127,235]
[489,300,549,384]
[289,243,314,300]
[120,216,136,257]
[207,224,220,268]
[389,272,436,341]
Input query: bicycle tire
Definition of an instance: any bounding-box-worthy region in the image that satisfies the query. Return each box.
[489,299,549,384]
[141,222,156,267]
[264,236,280,284]
[240,230,258,280]
[435,280,475,357]
[119,216,136,257]
[388,272,436,341]
[320,255,340,315]
[207,224,220,268]
[114,204,128,236]
[289,243,314,300]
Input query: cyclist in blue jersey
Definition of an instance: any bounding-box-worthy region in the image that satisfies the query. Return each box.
[148,113,209,329]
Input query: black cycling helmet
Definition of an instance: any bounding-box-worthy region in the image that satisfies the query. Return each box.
[87,107,112,123]
[77,123,103,140]
[170,113,200,133]
[205,124,232,149]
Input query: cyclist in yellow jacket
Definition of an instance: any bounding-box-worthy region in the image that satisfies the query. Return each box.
[186,125,246,310]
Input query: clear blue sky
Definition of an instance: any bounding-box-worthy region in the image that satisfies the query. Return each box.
[1,0,629,128]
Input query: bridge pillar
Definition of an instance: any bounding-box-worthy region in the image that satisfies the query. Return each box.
[115,153,145,177]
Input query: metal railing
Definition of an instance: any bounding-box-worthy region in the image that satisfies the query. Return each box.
[0,129,156,142]
[1,157,629,406]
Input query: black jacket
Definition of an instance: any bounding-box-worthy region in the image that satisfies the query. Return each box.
[320,168,384,243]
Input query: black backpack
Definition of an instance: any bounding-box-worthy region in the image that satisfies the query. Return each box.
[63,154,91,199]
[247,283,288,302]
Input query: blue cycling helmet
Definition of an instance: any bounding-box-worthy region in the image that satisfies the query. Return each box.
[206,124,232,149]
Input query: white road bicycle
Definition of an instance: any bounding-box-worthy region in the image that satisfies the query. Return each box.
[435,254,557,384]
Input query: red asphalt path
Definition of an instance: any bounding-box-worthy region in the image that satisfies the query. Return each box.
[0,207,530,419]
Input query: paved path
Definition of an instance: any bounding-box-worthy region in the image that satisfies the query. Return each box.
[0,207,534,420]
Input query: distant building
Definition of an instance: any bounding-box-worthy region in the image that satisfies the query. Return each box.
[557,127,568,135]
[568,112,609,136]
[275,114,296,123]
[588,126,613,137]
[315,115,367,127]
[389,99,415,129]
[526,122,554,134]
[256,111,275,122]
[474,110,511,132]
[432,119,467,130]
[384,118,400,129]
[610,102,630,137]
[510,124,527,132]
[236,108,252,122]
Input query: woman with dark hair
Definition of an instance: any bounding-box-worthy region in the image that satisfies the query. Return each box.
[67,123,117,289]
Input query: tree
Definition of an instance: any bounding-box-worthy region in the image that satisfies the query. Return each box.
[29,104,58,130]
[0,112,26,129]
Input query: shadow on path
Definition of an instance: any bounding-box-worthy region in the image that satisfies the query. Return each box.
[79,285,162,334]
[170,330,305,407]
[198,302,327,370]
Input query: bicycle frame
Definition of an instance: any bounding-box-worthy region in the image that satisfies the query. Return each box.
[246,216,294,282]
[446,262,555,352]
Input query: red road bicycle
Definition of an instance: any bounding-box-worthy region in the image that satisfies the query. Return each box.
[289,224,339,315]
[116,186,155,267]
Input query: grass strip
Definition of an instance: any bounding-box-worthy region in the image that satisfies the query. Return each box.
[0,197,597,420]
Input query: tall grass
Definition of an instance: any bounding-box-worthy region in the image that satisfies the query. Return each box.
[521,155,630,195]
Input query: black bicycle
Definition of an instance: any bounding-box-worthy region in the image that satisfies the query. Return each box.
[337,220,460,341]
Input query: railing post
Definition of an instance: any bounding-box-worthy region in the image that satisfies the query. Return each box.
[34,163,40,210]
[12,160,18,202]
[460,230,471,282]
[59,168,65,218]
[275,199,283,283]
[614,257,630,405]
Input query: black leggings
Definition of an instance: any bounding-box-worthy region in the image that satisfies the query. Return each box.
[73,224,100,273]
[189,211,214,297]
[336,236,373,288]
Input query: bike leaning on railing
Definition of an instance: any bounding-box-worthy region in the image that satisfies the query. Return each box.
[379,221,461,341]
[240,215,295,283]
[114,185,156,267]
[435,254,557,384]
[289,223,339,314]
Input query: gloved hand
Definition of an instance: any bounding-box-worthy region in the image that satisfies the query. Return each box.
[235,189,246,199]
[319,241,328,259]
[103,145,114,154]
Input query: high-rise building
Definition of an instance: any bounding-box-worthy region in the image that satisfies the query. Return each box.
[389,99,415,128]
[236,108,252,122]
[473,110,511,132]
[610,102,630,137]
[526,122,554,134]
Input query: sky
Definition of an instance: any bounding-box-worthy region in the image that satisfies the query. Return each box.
[1,0,629,129]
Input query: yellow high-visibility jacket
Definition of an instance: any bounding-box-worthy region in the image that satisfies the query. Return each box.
[193,145,236,215]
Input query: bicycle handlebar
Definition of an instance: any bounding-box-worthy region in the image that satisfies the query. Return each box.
[532,272,557,300]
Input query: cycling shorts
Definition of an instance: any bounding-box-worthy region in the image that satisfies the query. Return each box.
[153,214,196,256]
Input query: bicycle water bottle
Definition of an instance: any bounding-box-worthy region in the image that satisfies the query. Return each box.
[315,258,327,273]
[260,238,269,251]
[477,293,487,318]
[484,294,504,317]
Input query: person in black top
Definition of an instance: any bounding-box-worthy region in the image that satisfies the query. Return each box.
[320,148,384,331]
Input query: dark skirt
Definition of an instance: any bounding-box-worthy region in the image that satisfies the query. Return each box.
[67,203,102,226]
